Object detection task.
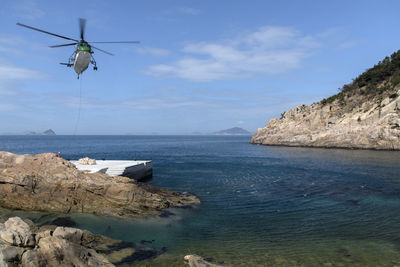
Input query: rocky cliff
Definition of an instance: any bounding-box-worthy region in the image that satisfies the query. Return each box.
[0,152,199,218]
[251,50,400,150]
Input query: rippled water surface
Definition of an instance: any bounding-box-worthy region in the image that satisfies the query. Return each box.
[1,135,400,266]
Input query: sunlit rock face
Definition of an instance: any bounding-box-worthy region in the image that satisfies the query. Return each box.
[0,152,200,218]
[251,87,400,150]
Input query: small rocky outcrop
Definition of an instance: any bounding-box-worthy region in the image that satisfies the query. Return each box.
[26,129,56,136]
[184,255,223,267]
[0,217,161,266]
[0,152,200,218]
[78,157,96,165]
[213,127,251,136]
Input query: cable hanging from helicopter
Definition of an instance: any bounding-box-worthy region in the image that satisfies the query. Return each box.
[17,18,140,79]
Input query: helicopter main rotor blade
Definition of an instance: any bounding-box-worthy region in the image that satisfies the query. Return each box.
[79,18,86,40]
[49,43,78,48]
[88,41,140,44]
[91,45,114,56]
[16,23,79,42]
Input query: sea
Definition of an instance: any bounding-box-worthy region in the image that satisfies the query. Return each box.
[1,135,400,266]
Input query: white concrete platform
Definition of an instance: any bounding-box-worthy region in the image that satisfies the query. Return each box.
[71,160,152,181]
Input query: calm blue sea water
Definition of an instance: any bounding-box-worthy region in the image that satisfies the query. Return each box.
[1,135,400,266]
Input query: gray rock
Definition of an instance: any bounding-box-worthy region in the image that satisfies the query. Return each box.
[21,249,45,267]
[0,246,22,265]
[0,229,21,247]
[1,217,35,247]
[0,216,165,267]
[34,230,52,244]
[53,227,83,245]
[184,255,223,267]
[38,236,113,267]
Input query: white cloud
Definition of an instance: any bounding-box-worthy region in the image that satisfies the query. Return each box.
[136,46,170,56]
[0,37,26,55]
[337,40,358,50]
[147,26,319,82]
[0,45,22,55]
[0,103,19,111]
[44,93,212,111]
[0,64,44,80]
[120,95,209,110]
[176,7,200,15]
[163,6,200,16]
[14,0,45,20]
[0,87,16,96]
[0,35,53,56]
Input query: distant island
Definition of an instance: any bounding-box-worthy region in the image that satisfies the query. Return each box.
[251,49,400,150]
[26,129,56,135]
[214,127,251,135]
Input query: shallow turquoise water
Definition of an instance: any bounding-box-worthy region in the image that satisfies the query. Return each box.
[1,135,400,266]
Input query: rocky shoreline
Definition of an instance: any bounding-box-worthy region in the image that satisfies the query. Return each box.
[0,216,170,266]
[0,152,200,218]
[0,215,223,267]
[0,151,211,266]
[251,87,400,150]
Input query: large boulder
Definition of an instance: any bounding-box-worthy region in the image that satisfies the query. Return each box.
[0,217,35,247]
[0,152,199,218]
[37,235,112,267]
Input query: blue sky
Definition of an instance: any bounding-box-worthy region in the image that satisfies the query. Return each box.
[1,0,399,134]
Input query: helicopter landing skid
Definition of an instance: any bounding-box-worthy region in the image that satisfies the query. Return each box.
[90,56,98,71]
[61,52,76,69]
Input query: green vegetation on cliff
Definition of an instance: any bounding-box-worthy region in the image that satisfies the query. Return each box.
[321,49,400,105]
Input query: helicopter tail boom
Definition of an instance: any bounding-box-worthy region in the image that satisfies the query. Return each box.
[60,63,73,67]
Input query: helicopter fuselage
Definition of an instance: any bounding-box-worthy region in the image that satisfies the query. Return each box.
[74,51,91,75]
[74,42,92,75]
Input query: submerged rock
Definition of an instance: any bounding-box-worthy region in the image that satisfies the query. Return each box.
[159,210,175,218]
[140,239,155,245]
[0,152,200,218]
[335,248,351,257]
[0,216,162,266]
[184,254,223,267]
[51,217,78,227]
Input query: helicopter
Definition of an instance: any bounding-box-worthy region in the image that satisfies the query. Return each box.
[17,18,140,79]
